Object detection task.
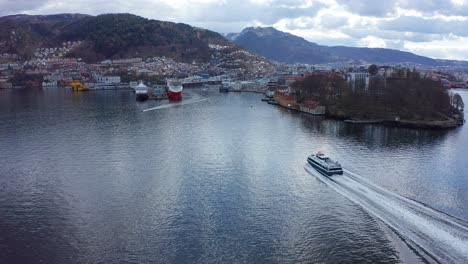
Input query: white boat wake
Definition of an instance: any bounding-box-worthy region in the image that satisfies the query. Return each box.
[304,164,468,263]
[142,92,209,112]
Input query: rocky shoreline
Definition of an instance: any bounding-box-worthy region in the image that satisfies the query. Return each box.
[265,94,463,129]
[326,113,462,129]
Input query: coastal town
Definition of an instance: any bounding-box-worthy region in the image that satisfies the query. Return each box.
[0,40,466,128]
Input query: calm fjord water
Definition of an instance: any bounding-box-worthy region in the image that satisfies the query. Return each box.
[1,88,467,263]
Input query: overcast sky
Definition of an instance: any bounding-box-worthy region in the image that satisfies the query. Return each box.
[2,0,468,60]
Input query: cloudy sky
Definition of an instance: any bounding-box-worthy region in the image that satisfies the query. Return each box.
[2,0,468,60]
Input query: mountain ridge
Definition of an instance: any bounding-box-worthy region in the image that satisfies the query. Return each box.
[2,14,465,68]
[229,26,466,66]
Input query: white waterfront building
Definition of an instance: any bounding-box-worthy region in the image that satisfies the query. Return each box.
[347,72,369,94]
[96,76,121,84]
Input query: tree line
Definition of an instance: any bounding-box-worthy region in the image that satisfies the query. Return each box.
[292,65,464,120]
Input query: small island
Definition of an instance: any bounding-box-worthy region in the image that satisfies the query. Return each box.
[279,65,465,129]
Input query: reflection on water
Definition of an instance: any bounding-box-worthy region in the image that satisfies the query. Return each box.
[0,88,467,263]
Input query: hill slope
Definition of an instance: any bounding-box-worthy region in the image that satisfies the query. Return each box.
[231,27,332,64]
[0,13,238,63]
[0,14,88,58]
[231,27,445,66]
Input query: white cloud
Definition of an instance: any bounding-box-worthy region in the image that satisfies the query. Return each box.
[0,0,49,15]
[359,36,387,48]
[405,37,468,60]
[335,0,396,17]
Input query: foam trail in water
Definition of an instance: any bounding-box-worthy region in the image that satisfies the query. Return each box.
[142,98,208,112]
[142,92,209,112]
[304,164,468,263]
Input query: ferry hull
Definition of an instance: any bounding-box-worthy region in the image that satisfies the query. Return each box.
[168,90,182,101]
[136,93,148,101]
[307,158,343,176]
[219,87,230,93]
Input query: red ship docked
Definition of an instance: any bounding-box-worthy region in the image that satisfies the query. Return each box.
[167,80,183,101]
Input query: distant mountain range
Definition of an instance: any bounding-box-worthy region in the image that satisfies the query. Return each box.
[0,13,247,64]
[2,13,466,68]
[226,27,468,67]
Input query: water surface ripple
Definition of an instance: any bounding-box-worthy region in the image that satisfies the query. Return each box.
[1,88,467,263]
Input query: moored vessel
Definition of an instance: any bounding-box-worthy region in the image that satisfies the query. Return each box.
[69,80,90,91]
[135,81,149,101]
[219,81,231,93]
[167,79,183,101]
[307,152,343,176]
[182,76,204,88]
